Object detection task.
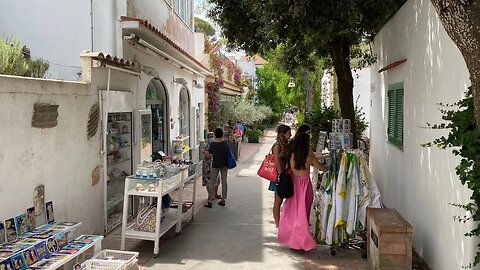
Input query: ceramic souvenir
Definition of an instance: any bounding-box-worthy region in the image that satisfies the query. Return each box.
[33,186,45,217]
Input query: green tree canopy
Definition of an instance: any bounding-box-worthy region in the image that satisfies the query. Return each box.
[194,17,216,37]
[207,0,405,146]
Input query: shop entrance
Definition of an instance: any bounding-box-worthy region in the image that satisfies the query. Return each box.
[179,86,190,138]
[146,79,169,160]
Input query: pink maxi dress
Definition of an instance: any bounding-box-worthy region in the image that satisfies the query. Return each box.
[278,172,316,251]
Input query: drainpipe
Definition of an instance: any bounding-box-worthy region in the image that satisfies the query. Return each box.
[100,67,111,234]
[90,0,94,51]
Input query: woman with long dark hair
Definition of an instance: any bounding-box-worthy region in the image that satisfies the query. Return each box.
[269,124,292,228]
[278,133,328,251]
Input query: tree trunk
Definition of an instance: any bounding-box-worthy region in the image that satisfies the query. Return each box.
[330,36,357,148]
[305,71,313,113]
[431,0,480,128]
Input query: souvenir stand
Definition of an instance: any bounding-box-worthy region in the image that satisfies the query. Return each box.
[312,119,382,256]
[120,165,199,257]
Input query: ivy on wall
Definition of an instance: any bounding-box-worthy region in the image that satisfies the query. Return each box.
[422,87,480,268]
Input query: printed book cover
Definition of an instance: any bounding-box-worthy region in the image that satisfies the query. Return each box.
[0,258,12,270]
[45,202,54,224]
[29,259,55,270]
[0,249,13,259]
[4,220,16,243]
[56,222,79,227]
[55,249,77,255]
[9,253,26,270]
[62,242,86,251]
[53,233,67,249]
[0,223,5,245]
[45,238,58,254]
[25,208,35,233]
[13,215,27,239]
[33,242,48,261]
[21,247,37,266]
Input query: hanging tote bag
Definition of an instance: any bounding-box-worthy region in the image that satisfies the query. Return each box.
[135,204,157,232]
[226,144,237,169]
[257,151,278,182]
[277,171,294,198]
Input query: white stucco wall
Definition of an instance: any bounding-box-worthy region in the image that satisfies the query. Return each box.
[353,68,371,136]
[370,0,475,269]
[0,75,104,234]
[0,0,123,81]
[122,42,205,162]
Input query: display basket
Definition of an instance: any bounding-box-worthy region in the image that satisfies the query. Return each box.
[92,250,139,269]
[81,259,124,270]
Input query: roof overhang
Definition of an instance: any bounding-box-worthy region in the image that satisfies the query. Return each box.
[205,76,243,96]
[120,16,212,77]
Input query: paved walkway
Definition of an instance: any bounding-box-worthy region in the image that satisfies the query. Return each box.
[103,129,368,269]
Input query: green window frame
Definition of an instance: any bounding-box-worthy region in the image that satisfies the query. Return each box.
[387,82,404,149]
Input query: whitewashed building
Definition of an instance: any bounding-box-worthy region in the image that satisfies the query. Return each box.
[370,0,476,269]
[0,0,210,235]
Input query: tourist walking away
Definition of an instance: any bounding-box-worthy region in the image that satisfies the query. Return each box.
[270,124,292,228]
[202,132,221,199]
[278,133,328,251]
[204,128,230,207]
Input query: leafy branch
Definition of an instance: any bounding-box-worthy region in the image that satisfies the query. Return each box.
[423,87,480,267]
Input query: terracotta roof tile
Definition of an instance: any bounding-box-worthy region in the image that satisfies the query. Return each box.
[81,51,136,67]
[120,16,210,73]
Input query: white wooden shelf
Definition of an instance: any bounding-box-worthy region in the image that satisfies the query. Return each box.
[120,165,195,257]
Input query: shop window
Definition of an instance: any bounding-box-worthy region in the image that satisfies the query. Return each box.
[387,82,404,149]
[179,87,190,136]
[146,79,168,158]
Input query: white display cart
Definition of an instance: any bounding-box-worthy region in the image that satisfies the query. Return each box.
[120,168,195,257]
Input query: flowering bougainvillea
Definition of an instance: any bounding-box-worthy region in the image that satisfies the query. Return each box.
[206,80,223,130]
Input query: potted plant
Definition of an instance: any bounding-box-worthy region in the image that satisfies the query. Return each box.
[245,129,262,143]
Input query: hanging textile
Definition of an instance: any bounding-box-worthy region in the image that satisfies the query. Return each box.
[314,149,382,246]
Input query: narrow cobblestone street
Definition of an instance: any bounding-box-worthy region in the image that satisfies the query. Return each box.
[103,129,368,269]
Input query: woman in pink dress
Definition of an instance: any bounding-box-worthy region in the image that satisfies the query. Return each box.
[278,133,328,251]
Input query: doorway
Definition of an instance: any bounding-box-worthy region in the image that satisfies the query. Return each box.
[146,79,169,160]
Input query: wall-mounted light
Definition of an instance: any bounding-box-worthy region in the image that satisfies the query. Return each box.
[288,78,296,88]
[193,80,203,89]
[174,77,188,85]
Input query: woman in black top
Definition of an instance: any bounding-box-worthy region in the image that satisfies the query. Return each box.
[204,128,230,207]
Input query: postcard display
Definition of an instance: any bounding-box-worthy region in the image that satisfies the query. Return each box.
[105,113,133,234]
[0,220,104,270]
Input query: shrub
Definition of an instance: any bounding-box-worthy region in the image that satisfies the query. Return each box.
[0,37,49,78]
[245,129,262,139]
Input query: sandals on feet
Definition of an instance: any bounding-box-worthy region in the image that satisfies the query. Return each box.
[204,202,213,208]
[218,200,226,206]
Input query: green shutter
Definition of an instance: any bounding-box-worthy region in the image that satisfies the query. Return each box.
[387,90,395,141]
[387,82,404,149]
[395,89,404,148]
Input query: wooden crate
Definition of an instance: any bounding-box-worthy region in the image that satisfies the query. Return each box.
[367,208,413,270]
